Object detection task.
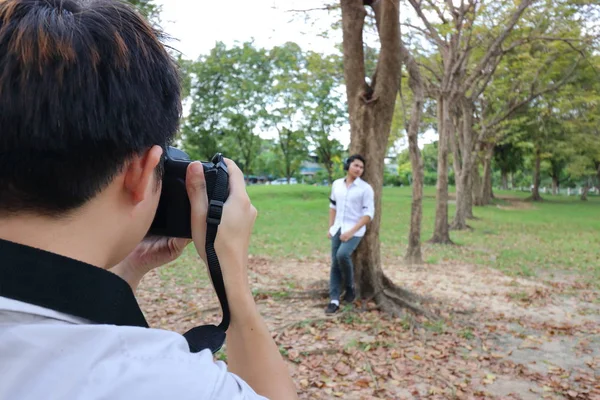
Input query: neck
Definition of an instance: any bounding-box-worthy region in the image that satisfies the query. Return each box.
[346,174,357,184]
[0,203,124,269]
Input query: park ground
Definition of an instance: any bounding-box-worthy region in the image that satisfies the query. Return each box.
[137,185,600,400]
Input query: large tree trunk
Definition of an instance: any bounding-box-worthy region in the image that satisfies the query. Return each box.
[342,0,427,316]
[472,146,485,206]
[581,182,589,201]
[530,146,543,201]
[402,47,424,265]
[551,176,559,195]
[451,100,474,230]
[501,171,509,190]
[430,94,453,244]
[481,144,494,205]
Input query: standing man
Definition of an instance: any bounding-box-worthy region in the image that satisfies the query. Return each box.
[326,154,375,314]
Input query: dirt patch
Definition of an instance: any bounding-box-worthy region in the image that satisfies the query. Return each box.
[494,196,538,210]
[137,259,600,399]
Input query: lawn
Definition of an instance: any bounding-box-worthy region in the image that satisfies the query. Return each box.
[247,184,600,284]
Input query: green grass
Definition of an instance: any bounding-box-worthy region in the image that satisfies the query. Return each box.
[246,184,600,285]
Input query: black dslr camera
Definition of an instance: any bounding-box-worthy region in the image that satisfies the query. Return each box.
[148,147,229,238]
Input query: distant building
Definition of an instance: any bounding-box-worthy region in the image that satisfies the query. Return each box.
[299,160,323,178]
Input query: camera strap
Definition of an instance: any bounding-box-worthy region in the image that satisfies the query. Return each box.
[182,164,230,354]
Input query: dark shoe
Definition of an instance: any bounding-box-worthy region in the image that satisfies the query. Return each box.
[343,289,355,303]
[325,302,339,314]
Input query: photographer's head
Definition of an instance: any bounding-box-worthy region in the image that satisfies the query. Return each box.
[0,0,182,267]
[345,154,365,179]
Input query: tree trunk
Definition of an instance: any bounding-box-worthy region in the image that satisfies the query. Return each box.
[581,185,589,201]
[326,164,334,184]
[472,148,485,206]
[430,94,453,244]
[501,171,509,190]
[451,100,474,230]
[551,176,559,195]
[342,0,428,316]
[481,144,494,205]
[530,146,543,201]
[402,46,424,265]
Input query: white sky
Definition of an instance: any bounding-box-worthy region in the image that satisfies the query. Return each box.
[154,0,436,151]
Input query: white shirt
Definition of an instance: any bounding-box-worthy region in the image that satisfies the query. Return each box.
[329,177,375,237]
[0,296,267,400]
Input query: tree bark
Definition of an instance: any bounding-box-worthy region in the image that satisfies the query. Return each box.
[530,146,543,202]
[581,184,589,201]
[551,176,559,195]
[481,144,494,205]
[501,171,509,190]
[451,100,474,230]
[472,158,484,206]
[430,94,453,243]
[402,46,424,265]
[342,0,428,316]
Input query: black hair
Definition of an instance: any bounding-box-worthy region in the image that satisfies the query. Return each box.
[347,154,366,166]
[0,0,182,216]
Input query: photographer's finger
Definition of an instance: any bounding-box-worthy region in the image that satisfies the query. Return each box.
[186,162,208,221]
[223,158,246,197]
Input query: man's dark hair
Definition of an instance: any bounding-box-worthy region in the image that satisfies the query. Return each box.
[347,154,366,166]
[0,0,182,216]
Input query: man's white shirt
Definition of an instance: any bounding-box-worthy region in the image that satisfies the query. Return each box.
[329,177,375,237]
[0,296,267,400]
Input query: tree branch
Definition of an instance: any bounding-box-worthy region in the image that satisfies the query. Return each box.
[423,0,448,24]
[483,57,582,135]
[369,0,402,103]
[340,0,368,108]
[407,0,447,48]
[464,0,536,93]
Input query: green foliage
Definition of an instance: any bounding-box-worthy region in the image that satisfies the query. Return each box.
[182,42,271,173]
[125,0,160,21]
[303,52,347,183]
[181,42,346,179]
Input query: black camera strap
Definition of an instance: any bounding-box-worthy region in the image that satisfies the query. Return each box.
[182,164,230,354]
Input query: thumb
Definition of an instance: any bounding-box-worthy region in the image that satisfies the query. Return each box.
[170,238,192,255]
[186,162,208,220]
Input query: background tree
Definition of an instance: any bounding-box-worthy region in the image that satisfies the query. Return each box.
[303,52,348,184]
[268,43,311,182]
[182,42,271,173]
[126,0,160,22]
[493,142,524,191]
[341,0,427,315]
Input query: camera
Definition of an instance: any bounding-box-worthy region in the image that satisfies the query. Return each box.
[148,147,229,238]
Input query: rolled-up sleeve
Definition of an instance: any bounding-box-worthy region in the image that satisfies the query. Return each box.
[362,185,375,219]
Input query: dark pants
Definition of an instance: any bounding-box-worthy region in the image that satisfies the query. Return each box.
[329,229,362,302]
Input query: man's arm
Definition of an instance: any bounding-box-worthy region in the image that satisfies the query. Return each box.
[348,215,372,235]
[340,215,371,241]
[187,160,298,400]
[329,208,336,229]
[328,182,337,238]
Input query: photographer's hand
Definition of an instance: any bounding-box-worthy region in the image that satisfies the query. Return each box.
[186,159,298,400]
[110,237,191,292]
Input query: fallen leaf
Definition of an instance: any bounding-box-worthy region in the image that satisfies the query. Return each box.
[334,362,351,376]
[354,378,370,388]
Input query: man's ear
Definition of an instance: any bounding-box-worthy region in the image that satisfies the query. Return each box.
[123,145,163,205]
